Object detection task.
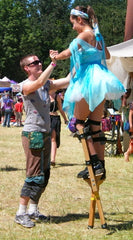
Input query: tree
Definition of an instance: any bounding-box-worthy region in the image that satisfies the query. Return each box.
[0,1,26,80]
[0,0,127,82]
[72,0,127,45]
[36,0,72,77]
[0,0,72,81]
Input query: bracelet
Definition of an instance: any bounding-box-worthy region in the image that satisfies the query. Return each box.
[51,62,56,67]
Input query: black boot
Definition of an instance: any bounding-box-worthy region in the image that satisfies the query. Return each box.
[77,155,105,179]
[77,167,89,179]
[100,160,106,180]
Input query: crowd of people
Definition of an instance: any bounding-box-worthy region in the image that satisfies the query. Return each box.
[0,4,132,229]
[0,92,23,127]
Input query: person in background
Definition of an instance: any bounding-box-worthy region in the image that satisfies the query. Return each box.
[14,53,70,228]
[0,94,5,125]
[58,89,66,104]
[124,102,133,162]
[14,97,23,126]
[123,72,133,162]
[3,93,14,127]
[49,90,68,166]
[50,5,125,179]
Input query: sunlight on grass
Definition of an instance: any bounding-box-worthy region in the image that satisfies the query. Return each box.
[0,123,133,240]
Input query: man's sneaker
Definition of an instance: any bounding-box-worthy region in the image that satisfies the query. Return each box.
[15,213,35,228]
[29,209,50,223]
[77,161,105,179]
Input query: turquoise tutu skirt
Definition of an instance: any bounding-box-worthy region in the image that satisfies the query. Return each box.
[63,38,125,119]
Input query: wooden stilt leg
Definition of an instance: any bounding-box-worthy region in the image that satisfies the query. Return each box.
[79,129,107,229]
[88,192,96,228]
[96,192,106,227]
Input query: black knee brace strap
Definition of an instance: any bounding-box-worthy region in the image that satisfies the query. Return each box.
[76,118,102,141]
[85,118,101,126]
[75,118,105,142]
[75,119,85,125]
[76,118,101,127]
[86,154,99,166]
[75,119,90,140]
[85,118,106,143]
[93,132,107,145]
[78,129,106,143]
[93,136,107,142]
[77,127,101,141]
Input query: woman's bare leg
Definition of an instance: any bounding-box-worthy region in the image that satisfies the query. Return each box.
[124,135,133,162]
[74,99,105,157]
[89,100,105,160]
[51,129,57,165]
[74,98,106,178]
[74,99,97,156]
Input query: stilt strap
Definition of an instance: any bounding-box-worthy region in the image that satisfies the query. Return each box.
[85,119,101,126]
[77,129,101,141]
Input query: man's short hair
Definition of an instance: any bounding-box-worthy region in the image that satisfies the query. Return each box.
[20,54,36,72]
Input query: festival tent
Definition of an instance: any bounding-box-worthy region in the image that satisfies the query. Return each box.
[0,87,12,92]
[108,39,133,57]
[106,0,133,94]
[107,39,133,89]
[0,76,18,93]
[0,77,12,92]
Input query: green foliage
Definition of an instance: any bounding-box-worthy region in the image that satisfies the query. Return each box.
[72,0,127,45]
[0,0,127,82]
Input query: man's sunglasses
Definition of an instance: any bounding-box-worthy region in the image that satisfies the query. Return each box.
[27,60,42,66]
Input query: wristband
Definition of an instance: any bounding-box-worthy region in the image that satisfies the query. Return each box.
[51,62,56,67]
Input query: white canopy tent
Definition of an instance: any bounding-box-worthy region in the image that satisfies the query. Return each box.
[108,39,133,57]
[0,77,19,92]
[0,76,11,87]
[107,39,133,89]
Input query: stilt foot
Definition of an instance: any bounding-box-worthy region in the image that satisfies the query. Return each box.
[101,223,107,229]
[88,225,93,229]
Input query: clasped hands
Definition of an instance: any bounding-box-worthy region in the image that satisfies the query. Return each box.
[49,50,58,64]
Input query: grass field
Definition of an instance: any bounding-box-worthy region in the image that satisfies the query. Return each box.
[0,120,133,240]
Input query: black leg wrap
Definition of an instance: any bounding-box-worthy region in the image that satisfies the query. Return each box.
[89,154,99,164]
[100,160,106,180]
[76,127,92,141]
[85,118,101,126]
[93,132,106,145]
[75,119,85,125]
[74,118,102,141]
[85,155,100,167]
[76,120,94,141]
[74,119,86,140]
[78,119,102,141]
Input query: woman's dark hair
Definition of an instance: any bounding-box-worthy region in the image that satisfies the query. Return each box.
[71,5,97,27]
